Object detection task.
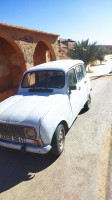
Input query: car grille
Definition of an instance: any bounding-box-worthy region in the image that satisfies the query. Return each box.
[0,123,25,138]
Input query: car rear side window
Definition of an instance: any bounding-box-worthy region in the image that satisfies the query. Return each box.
[82,64,86,77]
[75,65,84,82]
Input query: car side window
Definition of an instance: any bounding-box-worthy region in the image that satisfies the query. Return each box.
[82,64,86,77]
[67,68,77,89]
[75,65,84,82]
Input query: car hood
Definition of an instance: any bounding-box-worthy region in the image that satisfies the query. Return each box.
[0,94,63,127]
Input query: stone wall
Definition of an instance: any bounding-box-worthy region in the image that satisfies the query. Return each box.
[0,23,59,101]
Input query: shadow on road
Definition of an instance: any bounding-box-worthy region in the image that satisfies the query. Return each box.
[0,147,57,193]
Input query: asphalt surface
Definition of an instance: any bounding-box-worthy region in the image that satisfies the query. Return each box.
[0,76,112,200]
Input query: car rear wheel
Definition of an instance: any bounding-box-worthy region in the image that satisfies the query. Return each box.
[84,94,91,111]
[51,124,65,156]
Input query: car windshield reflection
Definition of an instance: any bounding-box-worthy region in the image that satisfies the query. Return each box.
[21,70,65,89]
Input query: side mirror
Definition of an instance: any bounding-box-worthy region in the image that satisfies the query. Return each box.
[69,85,77,91]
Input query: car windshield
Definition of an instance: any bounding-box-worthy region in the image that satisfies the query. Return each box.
[21,70,65,89]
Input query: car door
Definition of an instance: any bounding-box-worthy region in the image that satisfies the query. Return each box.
[75,64,88,107]
[67,68,81,121]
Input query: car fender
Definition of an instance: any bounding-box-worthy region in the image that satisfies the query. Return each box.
[39,95,72,146]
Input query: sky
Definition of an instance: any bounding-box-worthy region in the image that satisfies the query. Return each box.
[0,0,112,45]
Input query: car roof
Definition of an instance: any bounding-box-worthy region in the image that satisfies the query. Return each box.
[26,60,84,73]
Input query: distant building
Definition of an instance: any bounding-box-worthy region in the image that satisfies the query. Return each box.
[59,38,76,49]
[58,39,76,59]
[0,23,59,101]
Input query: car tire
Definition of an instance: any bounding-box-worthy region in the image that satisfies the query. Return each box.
[51,124,65,156]
[84,94,91,111]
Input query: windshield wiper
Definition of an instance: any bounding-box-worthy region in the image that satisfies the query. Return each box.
[29,88,53,93]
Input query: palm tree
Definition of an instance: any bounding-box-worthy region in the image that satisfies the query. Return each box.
[67,39,109,67]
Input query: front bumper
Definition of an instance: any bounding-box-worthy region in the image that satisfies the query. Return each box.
[0,140,51,154]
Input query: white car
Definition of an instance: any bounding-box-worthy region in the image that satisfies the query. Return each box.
[0,60,91,156]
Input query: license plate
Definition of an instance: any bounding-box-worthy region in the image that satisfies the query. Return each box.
[0,133,25,143]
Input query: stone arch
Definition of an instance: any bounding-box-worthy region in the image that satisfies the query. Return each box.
[0,35,26,95]
[33,40,56,66]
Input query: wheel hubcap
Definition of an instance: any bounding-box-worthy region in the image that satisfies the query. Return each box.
[59,128,64,150]
[88,97,91,107]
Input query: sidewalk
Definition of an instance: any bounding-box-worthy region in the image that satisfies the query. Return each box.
[87,59,112,78]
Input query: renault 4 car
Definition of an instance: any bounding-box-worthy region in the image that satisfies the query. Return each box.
[0,60,91,156]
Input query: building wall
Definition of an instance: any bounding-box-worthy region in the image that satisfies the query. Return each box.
[0,23,59,101]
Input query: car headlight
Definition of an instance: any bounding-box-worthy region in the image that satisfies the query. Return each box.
[24,128,36,139]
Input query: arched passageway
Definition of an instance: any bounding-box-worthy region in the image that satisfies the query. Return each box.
[0,36,25,96]
[33,40,56,66]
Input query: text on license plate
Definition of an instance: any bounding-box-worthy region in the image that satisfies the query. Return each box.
[0,133,25,143]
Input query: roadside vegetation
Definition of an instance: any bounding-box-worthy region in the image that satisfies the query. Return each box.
[67,39,112,68]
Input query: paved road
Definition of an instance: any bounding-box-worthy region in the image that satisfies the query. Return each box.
[0,76,112,200]
[106,119,112,200]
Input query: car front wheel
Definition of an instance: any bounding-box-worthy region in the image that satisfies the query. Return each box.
[51,124,65,156]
